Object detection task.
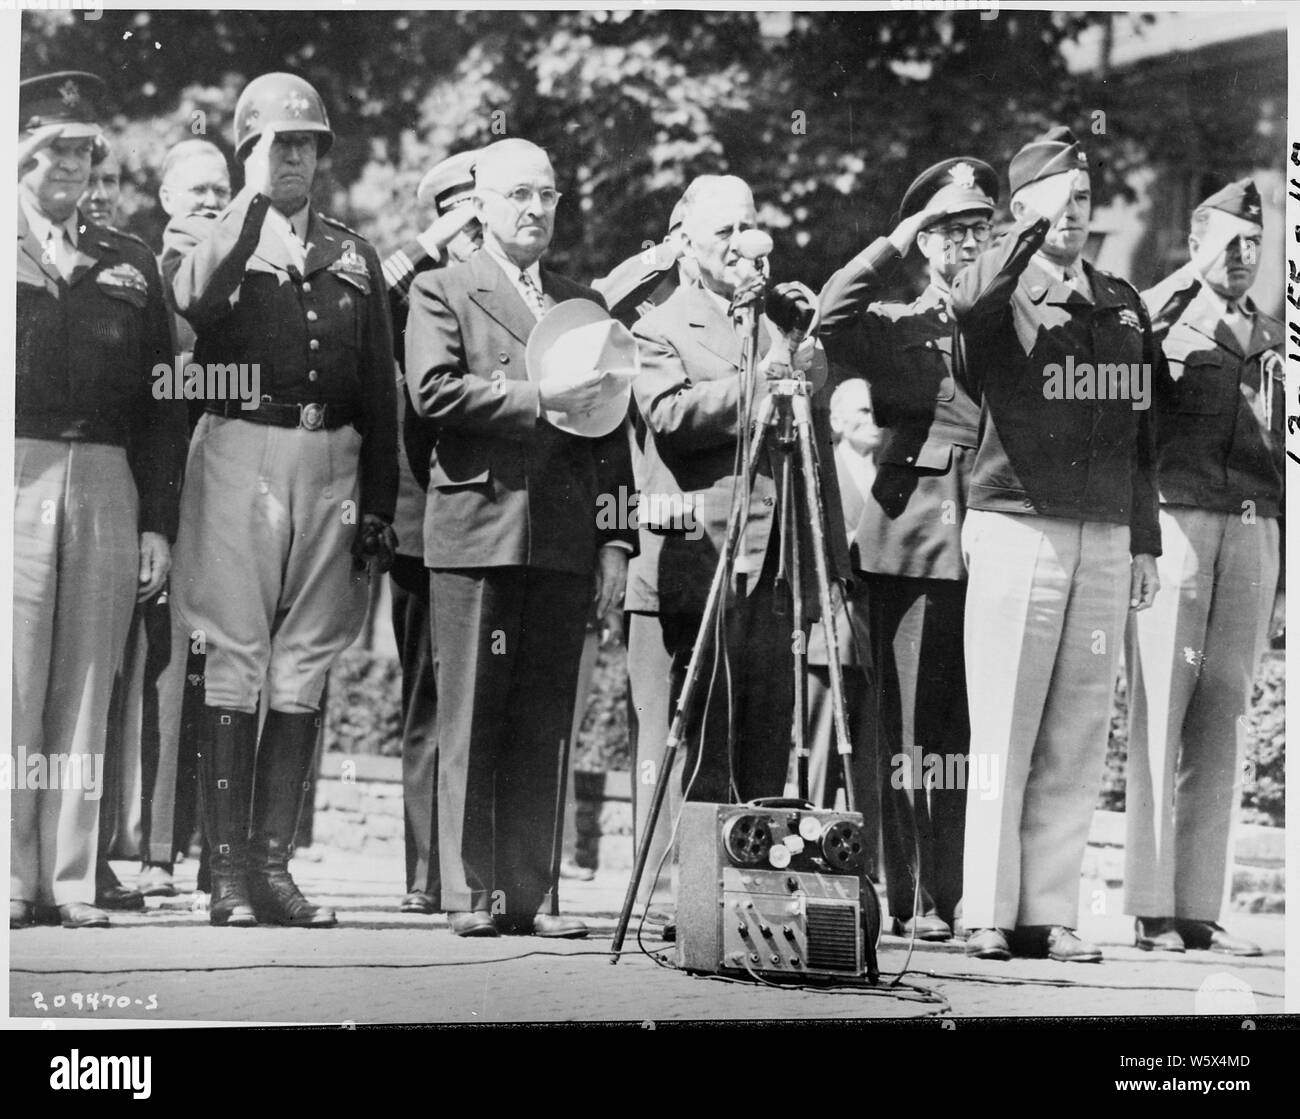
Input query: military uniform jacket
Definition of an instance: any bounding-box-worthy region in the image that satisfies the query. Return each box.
[404,251,636,575]
[17,203,187,538]
[1143,264,1284,520]
[631,281,849,616]
[386,235,446,559]
[951,216,1162,557]
[819,237,980,581]
[170,190,398,521]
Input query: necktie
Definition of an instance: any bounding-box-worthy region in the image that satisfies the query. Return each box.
[518,269,546,319]
[44,227,72,281]
[1224,301,1252,353]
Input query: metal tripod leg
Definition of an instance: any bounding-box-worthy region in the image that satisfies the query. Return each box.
[610,392,779,961]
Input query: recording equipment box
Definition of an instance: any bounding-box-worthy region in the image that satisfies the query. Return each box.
[676,800,880,983]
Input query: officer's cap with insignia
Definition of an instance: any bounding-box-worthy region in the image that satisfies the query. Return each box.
[417,149,479,214]
[1009,125,1089,196]
[898,157,998,227]
[19,71,106,139]
[1197,178,1263,226]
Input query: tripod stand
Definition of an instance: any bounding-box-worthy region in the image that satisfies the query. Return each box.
[611,288,860,960]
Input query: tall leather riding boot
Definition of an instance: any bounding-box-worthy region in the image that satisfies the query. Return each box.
[248,710,337,927]
[196,707,258,927]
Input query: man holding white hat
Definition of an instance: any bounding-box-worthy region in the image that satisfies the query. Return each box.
[405,138,635,938]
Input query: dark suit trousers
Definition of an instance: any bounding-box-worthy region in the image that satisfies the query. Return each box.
[867,574,969,925]
[803,589,882,881]
[391,555,439,899]
[431,566,590,916]
[661,564,796,805]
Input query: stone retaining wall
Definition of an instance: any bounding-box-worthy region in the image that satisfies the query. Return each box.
[312,755,1284,911]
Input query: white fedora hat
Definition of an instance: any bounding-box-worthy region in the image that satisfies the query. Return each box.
[525,299,638,438]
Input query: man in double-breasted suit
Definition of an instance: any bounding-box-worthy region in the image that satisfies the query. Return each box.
[631,173,847,808]
[405,139,634,938]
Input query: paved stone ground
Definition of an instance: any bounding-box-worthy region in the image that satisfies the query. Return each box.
[9,851,1287,1026]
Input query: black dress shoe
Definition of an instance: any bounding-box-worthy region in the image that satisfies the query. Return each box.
[499,913,589,939]
[1174,919,1261,957]
[1014,925,1102,962]
[56,903,111,929]
[1135,916,1185,953]
[965,928,1012,960]
[893,913,953,941]
[401,891,438,915]
[96,883,146,911]
[447,911,498,937]
[10,901,35,930]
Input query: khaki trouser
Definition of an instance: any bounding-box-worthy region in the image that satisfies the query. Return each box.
[170,415,369,714]
[12,439,139,906]
[961,511,1130,930]
[1124,508,1278,921]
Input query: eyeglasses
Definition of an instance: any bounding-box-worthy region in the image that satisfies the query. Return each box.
[483,184,562,211]
[929,221,994,247]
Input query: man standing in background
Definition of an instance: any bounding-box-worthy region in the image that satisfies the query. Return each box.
[386,148,483,915]
[1126,179,1283,958]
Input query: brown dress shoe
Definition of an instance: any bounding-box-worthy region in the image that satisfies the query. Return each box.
[400,891,438,915]
[57,903,111,929]
[1014,925,1101,963]
[893,913,953,941]
[1135,916,1185,953]
[10,900,36,930]
[96,883,146,911]
[1174,919,1261,957]
[447,911,498,937]
[965,928,1012,960]
[500,914,589,939]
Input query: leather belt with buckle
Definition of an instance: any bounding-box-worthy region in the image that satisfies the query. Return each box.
[206,399,360,431]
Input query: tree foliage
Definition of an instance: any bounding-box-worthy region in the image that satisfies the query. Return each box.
[24,7,1139,284]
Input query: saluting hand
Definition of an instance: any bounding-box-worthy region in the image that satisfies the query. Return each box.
[18,124,65,179]
[1016,170,1076,227]
[242,124,277,200]
[419,203,479,254]
[138,532,172,602]
[1129,553,1160,611]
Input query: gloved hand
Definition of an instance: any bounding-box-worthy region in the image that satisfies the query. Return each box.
[352,514,398,574]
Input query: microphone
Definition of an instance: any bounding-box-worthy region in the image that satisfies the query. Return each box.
[730,230,814,335]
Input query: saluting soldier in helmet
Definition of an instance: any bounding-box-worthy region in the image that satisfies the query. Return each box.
[169,72,397,928]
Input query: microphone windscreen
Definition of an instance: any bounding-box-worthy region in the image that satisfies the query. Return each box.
[734,229,774,261]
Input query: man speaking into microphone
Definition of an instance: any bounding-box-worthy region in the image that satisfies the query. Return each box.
[631,174,848,806]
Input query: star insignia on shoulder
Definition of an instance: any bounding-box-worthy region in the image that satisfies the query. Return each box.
[949,162,976,189]
[59,80,81,107]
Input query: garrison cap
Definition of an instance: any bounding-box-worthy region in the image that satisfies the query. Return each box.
[417,149,479,213]
[1198,178,1263,225]
[1009,125,1088,195]
[898,157,998,226]
[668,195,686,233]
[19,71,106,139]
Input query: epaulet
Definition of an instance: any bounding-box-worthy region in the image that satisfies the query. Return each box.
[320,214,368,242]
[1094,266,1142,304]
[82,220,153,253]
